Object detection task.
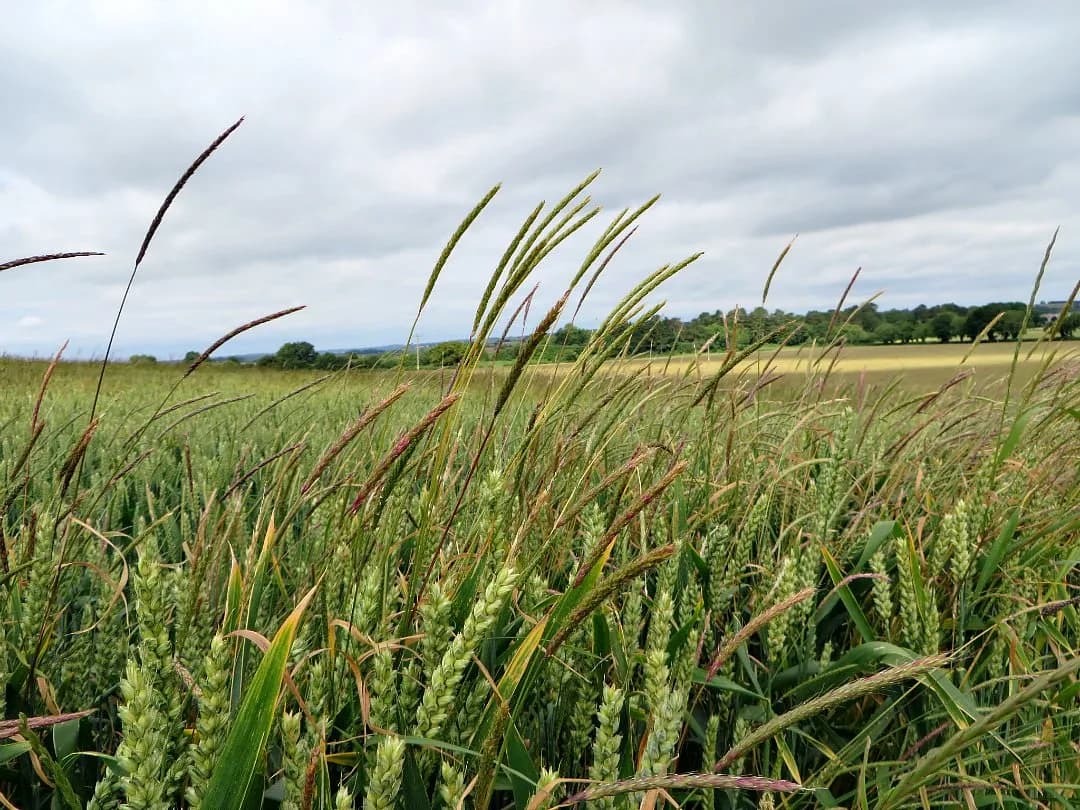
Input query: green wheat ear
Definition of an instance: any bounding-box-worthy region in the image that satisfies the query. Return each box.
[438,762,467,809]
[333,785,354,810]
[414,565,517,749]
[185,634,234,809]
[114,662,168,810]
[364,735,406,810]
[279,710,308,810]
[589,685,625,810]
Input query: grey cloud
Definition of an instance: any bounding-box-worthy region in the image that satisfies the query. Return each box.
[3,1,1080,358]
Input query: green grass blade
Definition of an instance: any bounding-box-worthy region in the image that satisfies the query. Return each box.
[203,587,316,810]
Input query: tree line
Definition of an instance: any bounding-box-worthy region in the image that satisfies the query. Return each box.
[180,300,1078,370]
[605,300,1079,355]
[250,340,473,370]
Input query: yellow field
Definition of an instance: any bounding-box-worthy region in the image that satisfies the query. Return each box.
[612,340,1080,389]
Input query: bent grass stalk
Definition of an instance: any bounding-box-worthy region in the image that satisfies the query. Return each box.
[714,656,948,772]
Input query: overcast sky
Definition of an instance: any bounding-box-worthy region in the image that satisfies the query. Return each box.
[3,2,1079,359]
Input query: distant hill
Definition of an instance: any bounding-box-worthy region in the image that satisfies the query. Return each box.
[238,335,527,362]
[322,335,526,356]
[324,345,408,355]
[214,345,408,363]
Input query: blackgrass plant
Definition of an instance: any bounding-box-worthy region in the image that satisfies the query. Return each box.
[0,124,1078,809]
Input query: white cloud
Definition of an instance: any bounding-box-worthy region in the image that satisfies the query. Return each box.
[2,1,1079,356]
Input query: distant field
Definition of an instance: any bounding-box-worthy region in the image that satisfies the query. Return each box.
[612,339,1080,389]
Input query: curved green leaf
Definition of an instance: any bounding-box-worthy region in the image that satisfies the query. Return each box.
[203,586,315,810]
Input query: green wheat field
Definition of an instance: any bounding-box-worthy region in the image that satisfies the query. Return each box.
[2,131,1079,809]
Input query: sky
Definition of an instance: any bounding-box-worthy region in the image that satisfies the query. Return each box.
[3,2,1080,360]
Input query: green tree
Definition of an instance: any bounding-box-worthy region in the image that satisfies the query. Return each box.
[950,313,966,340]
[853,302,881,333]
[373,350,405,369]
[895,320,915,343]
[930,312,957,343]
[962,306,996,341]
[873,322,899,344]
[274,341,318,369]
[841,324,872,344]
[422,341,468,368]
[803,311,831,343]
[650,317,680,353]
[315,352,347,370]
[129,354,157,364]
[746,307,771,344]
[998,310,1026,341]
[494,340,521,360]
[1056,312,1080,339]
[552,324,591,346]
